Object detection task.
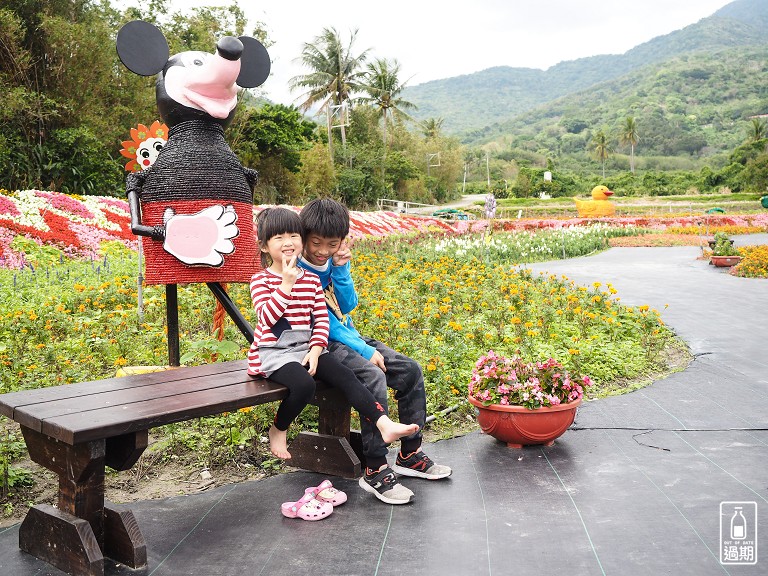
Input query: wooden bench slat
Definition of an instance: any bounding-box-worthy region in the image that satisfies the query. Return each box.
[40,379,288,444]
[11,368,261,429]
[0,360,249,417]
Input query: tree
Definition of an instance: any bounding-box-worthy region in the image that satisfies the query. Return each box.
[739,151,768,192]
[619,116,639,173]
[0,2,141,192]
[289,27,369,161]
[231,103,317,172]
[357,58,415,149]
[357,58,416,188]
[747,117,767,143]
[229,103,318,203]
[421,117,444,140]
[0,1,269,194]
[591,130,612,178]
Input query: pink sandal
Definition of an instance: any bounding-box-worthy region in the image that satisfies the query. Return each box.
[281,492,333,521]
[305,479,347,506]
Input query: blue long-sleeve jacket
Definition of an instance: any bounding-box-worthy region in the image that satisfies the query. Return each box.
[297,257,376,360]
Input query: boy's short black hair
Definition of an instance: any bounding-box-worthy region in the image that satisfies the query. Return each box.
[300,198,350,239]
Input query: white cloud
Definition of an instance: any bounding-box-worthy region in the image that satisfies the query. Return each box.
[158,0,732,106]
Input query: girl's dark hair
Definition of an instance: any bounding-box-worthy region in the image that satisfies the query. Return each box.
[256,207,303,267]
[299,197,350,239]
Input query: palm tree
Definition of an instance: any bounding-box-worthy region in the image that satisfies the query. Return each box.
[421,117,444,140]
[357,58,416,149]
[748,117,767,142]
[289,27,369,160]
[591,130,612,178]
[620,116,639,173]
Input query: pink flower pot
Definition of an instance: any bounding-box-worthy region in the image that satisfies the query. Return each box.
[468,395,581,448]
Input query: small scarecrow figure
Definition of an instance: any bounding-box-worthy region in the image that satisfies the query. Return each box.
[119,121,168,173]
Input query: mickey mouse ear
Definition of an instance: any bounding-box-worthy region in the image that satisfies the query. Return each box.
[116,21,169,76]
[237,36,271,88]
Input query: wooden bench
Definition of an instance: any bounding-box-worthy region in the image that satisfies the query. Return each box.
[0,358,361,576]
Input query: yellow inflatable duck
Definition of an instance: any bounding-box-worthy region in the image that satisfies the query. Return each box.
[574,185,615,217]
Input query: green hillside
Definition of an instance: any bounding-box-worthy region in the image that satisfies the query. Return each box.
[475,45,768,159]
[402,0,768,135]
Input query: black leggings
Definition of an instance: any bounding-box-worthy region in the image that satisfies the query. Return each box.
[269,353,386,431]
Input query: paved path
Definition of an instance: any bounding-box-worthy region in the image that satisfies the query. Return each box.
[1,237,766,575]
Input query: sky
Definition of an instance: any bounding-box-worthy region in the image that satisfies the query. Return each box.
[163,0,735,106]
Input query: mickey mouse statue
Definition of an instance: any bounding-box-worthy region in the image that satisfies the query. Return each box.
[116,20,270,285]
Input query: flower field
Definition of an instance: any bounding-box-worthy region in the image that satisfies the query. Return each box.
[1,189,762,502]
[0,189,455,269]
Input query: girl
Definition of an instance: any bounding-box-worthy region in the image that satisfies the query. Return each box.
[248,207,419,459]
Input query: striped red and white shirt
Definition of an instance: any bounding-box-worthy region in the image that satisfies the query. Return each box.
[247,268,329,376]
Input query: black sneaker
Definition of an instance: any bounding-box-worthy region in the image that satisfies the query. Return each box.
[358,465,414,504]
[392,450,452,480]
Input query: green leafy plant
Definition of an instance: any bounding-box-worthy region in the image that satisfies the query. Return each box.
[180,339,242,364]
[1,430,34,496]
[711,232,740,256]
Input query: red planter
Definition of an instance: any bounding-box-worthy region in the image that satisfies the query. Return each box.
[710,255,742,267]
[468,395,581,448]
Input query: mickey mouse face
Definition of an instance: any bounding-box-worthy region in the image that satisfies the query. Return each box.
[161,45,241,120]
[117,21,271,127]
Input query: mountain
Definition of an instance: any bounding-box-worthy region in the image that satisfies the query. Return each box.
[402,0,768,135]
[479,44,768,159]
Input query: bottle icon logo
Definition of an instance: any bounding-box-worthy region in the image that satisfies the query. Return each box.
[730,507,747,540]
[720,501,757,565]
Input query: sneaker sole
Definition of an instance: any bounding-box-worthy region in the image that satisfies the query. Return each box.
[358,476,413,505]
[391,464,452,480]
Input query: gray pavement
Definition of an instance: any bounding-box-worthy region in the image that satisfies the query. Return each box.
[1,236,766,575]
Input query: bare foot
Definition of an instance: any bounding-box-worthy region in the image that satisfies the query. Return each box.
[269,424,291,459]
[376,416,420,444]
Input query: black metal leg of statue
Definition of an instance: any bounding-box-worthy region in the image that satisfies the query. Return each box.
[207,282,254,344]
[166,284,180,366]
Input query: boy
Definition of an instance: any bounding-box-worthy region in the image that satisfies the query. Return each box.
[298,198,451,505]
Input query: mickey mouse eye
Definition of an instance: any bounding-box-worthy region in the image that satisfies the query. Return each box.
[193,59,203,66]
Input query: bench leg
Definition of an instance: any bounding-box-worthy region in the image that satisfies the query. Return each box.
[104,504,147,569]
[289,432,361,478]
[289,386,362,478]
[22,427,107,543]
[20,427,148,574]
[19,504,105,576]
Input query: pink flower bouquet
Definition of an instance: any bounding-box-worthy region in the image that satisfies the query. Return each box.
[469,350,590,409]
